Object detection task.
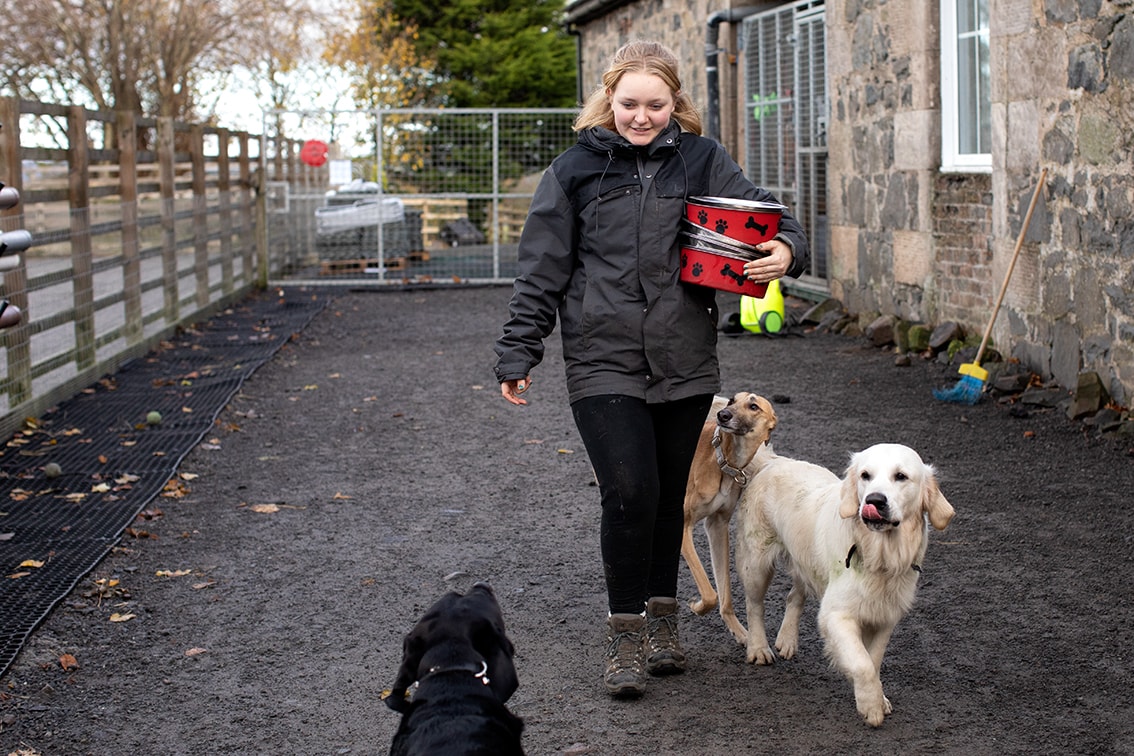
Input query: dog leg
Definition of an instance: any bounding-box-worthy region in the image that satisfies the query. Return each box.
[738,554,777,665]
[681,523,718,615]
[704,511,747,644]
[774,578,806,659]
[820,611,889,727]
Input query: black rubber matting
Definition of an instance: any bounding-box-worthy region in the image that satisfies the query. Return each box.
[0,288,329,678]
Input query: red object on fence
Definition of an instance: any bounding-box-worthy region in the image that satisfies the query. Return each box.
[300,139,328,167]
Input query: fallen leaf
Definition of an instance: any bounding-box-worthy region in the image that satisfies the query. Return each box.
[249,503,280,514]
[184,647,208,657]
[0,532,13,541]
[91,483,111,493]
[59,653,79,671]
[332,492,353,500]
[98,454,109,464]
[20,559,45,568]
[155,569,192,577]
[63,493,87,502]
[181,406,193,413]
[180,472,199,480]
[328,373,341,379]
[303,384,318,391]
[191,581,216,590]
[109,612,136,622]
[557,448,575,454]
[8,571,31,579]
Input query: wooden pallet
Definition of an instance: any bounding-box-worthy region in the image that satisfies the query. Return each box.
[319,257,406,275]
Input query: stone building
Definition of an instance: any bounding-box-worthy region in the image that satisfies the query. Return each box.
[563,0,1134,403]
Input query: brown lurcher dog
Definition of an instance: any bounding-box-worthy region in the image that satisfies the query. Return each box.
[734,443,955,726]
[681,392,777,644]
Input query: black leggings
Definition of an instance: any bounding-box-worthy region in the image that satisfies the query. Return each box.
[571,393,714,615]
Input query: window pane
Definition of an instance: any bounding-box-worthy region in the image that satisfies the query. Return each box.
[955,1,990,156]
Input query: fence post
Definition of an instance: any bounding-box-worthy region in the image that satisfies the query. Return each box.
[216,128,234,296]
[0,96,32,405]
[68,105,96,371]
[256,135,269,287]
[157,116,179,323]
[190,123,208,308]
[118,109,143,346]
[237,133,258,288]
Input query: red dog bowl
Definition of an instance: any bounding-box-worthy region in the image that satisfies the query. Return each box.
[680,246,768,298]
[685,196,786,246]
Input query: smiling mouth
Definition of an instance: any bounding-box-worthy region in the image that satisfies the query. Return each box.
[861,502,899,530]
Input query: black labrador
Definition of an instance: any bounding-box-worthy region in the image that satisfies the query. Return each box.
[386,582,524,755]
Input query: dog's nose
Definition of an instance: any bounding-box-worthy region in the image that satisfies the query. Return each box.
[865,492,888,511]
[718,408,733,424]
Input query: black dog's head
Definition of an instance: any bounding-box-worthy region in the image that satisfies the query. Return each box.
[386,582,518,713]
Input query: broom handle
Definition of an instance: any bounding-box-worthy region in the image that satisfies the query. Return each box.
[973,167,1048,365]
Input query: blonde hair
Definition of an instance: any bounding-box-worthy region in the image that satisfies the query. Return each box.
[573,40,703,135]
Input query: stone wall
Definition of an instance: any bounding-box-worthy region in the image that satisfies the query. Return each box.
[827,0,1134,402]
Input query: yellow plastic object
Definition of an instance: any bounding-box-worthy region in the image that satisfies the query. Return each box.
[739,278,784,334]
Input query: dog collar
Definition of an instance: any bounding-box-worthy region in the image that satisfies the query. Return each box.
[844,544,922,573]
[421,659,490,686]
[712,426,749,487]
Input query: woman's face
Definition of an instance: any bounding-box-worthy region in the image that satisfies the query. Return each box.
[608,71,675,146]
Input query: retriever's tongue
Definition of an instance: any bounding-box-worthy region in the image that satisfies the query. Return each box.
[861,503,882,520]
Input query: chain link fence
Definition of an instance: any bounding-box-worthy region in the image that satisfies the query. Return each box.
[261,108,578,285]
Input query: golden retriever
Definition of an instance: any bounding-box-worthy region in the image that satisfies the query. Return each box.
[734,443,955,726]
[681,392,777,643]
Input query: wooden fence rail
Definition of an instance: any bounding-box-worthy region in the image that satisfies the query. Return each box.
[0,97,278,439]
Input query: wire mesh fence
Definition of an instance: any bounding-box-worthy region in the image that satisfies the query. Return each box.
[261,108,578,284]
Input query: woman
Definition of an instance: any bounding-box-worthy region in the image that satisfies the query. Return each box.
[494,40,809,698]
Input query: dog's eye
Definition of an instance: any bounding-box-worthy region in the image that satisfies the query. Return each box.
[860,471,872,481]
[895,472,908,482]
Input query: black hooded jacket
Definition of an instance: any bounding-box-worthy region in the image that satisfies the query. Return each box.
[494,122,809,404]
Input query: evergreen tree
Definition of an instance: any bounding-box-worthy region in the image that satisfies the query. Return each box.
[390,0,577,107]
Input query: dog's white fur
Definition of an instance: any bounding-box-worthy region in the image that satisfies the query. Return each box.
[681,392,777,643]
[735,443,954,726]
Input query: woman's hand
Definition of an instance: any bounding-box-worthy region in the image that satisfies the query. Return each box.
[743,239,793,282]
[500,376,533,406]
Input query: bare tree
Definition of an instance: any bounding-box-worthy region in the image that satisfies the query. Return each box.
[0,0,322,126]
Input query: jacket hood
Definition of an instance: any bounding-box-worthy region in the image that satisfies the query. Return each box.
[578,122,682,158]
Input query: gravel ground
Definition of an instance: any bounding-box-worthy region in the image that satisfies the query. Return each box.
[2,284,1133,756]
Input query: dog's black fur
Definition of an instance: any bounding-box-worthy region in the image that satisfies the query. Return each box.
[386,582,524,755]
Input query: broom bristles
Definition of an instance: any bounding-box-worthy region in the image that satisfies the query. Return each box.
[933,374,985,404]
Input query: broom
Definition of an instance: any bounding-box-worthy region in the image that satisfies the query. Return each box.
[934,167,1048,404]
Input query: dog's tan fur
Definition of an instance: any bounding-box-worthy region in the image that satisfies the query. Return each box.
[735,443,954,726]
[681,392,777,643]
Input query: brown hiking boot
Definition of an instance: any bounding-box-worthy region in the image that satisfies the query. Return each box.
[604,613,647,698]
[644,597,686,675]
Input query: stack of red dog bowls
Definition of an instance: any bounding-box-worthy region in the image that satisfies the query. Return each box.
[679,196,785,298]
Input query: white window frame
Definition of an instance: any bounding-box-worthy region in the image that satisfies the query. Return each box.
[940,0,992,173]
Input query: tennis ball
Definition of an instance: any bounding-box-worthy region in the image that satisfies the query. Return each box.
[44,462,62,478]
[146,411,163,426]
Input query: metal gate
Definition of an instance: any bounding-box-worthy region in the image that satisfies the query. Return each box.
[742,0,828,294]
[261,108,578,285]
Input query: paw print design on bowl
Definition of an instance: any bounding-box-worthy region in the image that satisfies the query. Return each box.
[714,219,729,234]
[697,209,709,225]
